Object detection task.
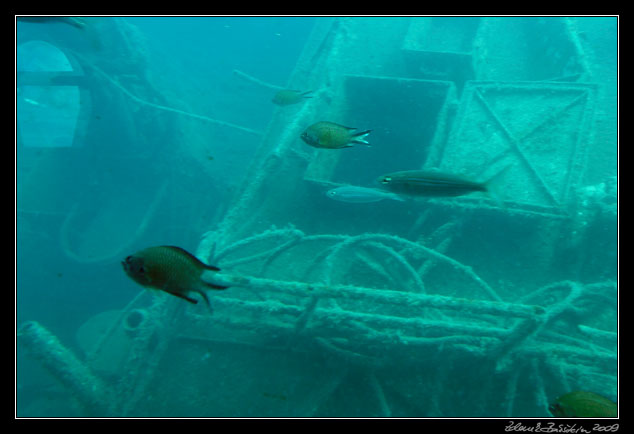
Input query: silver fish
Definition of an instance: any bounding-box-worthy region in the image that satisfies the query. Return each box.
[326,186,405,203]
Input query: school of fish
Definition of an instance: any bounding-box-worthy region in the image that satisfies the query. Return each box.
[122,80,513,310]
[118,67,615,418]
[18,16,615,419]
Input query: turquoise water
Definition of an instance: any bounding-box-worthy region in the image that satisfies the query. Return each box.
[16,16,617,418]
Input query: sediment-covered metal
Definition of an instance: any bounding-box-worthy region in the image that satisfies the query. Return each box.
[17,321,114,416]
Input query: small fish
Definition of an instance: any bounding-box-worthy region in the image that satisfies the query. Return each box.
[300,121,371,149]
[122,246,228,313]
[22,97,43,106]
[548,391,617,417]
[326,185,405,203]
[377,167,508,200]
[272,89,313,106]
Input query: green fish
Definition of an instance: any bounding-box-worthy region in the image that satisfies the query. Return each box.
[548,391,617,417]
[300,121,371,149]
[122,246,228,313]
[272,89,313,106]
[377,170,487,197]
[377,166,509,202]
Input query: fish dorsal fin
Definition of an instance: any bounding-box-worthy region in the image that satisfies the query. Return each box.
[159,246,220,271]
[340,124,358,131]
[324,121,357,131]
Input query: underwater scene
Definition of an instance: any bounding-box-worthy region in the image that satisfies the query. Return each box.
[16,16,617,418]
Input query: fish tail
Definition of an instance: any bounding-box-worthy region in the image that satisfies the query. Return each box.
[483,165,512,208]
[200,268,231,289]
[301,90,314,98]
[351,130,371,145]
[202,266,229,290]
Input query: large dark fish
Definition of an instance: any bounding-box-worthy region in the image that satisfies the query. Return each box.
[548,391,617,417]
[301,121,371,149]
[272,89,313,106]
[122,246,228,313]
[377,167,508,200]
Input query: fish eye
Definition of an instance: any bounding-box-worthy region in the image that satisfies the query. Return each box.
[381,177,392,184]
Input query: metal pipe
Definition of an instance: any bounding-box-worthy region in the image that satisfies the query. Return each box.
[17,321,114,416]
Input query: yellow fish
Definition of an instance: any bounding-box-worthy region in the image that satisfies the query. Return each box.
[300,121,371,149]
[548,391,617,417]
[122,246,228,312]
[272,89,313,106]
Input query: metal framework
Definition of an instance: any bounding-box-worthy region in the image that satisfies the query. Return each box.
[19,226,616,416]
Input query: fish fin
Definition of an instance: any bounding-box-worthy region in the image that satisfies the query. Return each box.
[200,269,233,289]
[350,130,371,145]
[166,290,199,304]
[391,194,406,202]
[483,165,512,208]
[195,290,214,315]
[160,246,213,267]
[162,246,220,272]
[203,281,230,290]
[326,122,357,131]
